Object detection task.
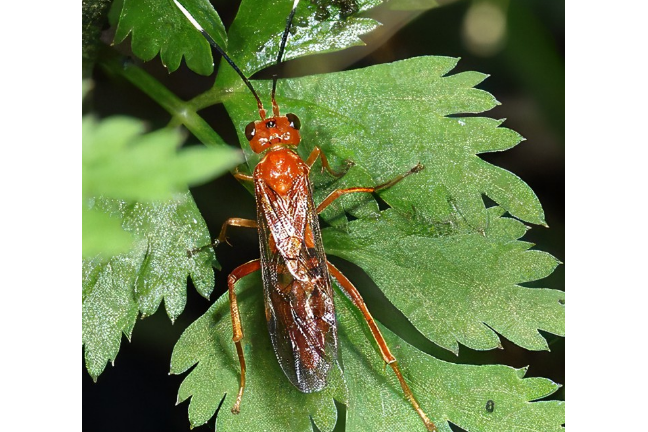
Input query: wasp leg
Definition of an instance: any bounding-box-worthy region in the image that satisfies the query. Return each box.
[228,259,262,414]
[234,166,254,182]
[216,218,258,246]
[305,146,354,178]
[327,261,436,432]
[187,218,258,257]
[316,163,423,214]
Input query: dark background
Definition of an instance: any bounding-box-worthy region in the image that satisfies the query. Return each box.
[84,0,564,430]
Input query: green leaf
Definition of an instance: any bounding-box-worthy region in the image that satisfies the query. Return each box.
[83,192,217,379]
[82,206,134,258]
[112,0,227,75]
[82,115,242,203]
[82,254,139,381]
[171,274,564,431]
[200,0,385,106]
[222,0,383,77]
[323,207,564,354]
[336,289,564,432]
[223,57,544,230]
[82,114,241,258]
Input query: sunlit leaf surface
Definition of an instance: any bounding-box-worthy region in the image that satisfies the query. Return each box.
[83,193,216,379]
[225,57,545,231]
[171,275,564,431]
[323,207,563,354]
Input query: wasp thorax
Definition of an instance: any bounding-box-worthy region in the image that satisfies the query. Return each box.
[246,113,302,154]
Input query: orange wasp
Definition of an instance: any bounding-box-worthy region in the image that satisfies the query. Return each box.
[176,0,436,430]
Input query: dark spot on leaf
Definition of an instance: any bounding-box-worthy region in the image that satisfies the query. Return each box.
[212,310,225,323]
[486,399,495,413]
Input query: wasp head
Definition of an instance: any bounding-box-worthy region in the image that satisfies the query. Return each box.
[245,113,301,153]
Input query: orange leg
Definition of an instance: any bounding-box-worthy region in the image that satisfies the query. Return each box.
[215,218,258,245]
[233,166,254,182]
[305,146,354,178]
[327,261,436,432]
[187,218,258,257]
[228,259,262,414]
[316,163,423,214]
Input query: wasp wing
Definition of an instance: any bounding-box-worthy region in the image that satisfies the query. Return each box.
[255,167,338,393]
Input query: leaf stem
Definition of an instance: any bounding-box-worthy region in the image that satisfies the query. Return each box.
[100,52,228,149]
[188,66,244,112]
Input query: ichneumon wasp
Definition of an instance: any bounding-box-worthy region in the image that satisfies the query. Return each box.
[176,0,436,429]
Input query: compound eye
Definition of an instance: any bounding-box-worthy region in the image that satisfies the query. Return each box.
[286,113,301,130]
[244,121,256,141]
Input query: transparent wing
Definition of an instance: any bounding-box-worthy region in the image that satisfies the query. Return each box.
[255,168,338,393]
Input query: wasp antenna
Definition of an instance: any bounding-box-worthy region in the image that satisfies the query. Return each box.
[173,0,265,117]
[271,0,300,116]
[276,0,301,67]
[271,74,280,116]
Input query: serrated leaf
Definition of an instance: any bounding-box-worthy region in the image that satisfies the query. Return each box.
[83,192,217,379]
[323,207,564,354]
[82,254,139,380]
[224,57,545,230]
[112,0,227,75]
[102,193,217,318]
[337,289,564,432]
[172,274,564,431]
